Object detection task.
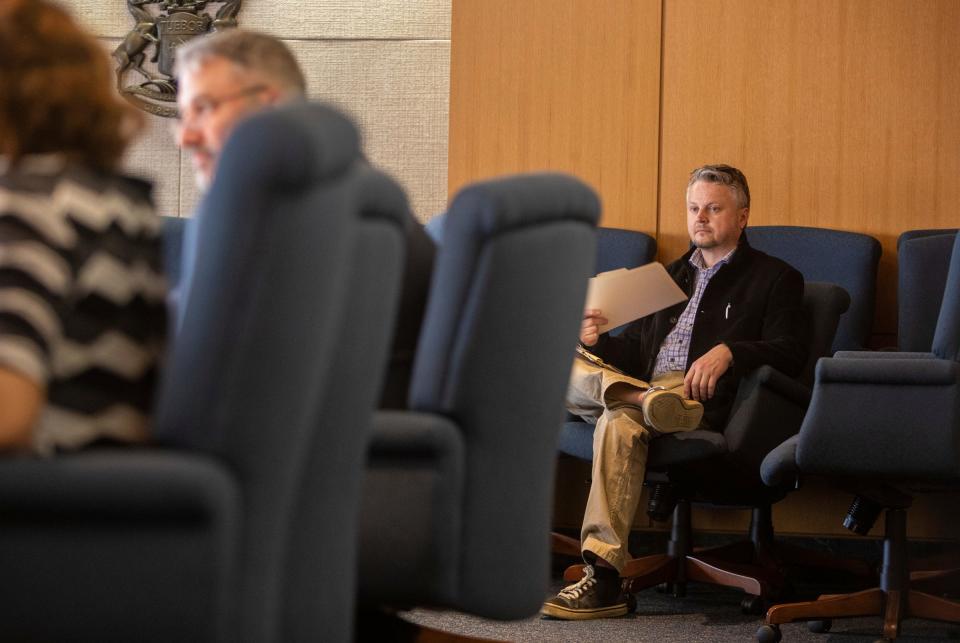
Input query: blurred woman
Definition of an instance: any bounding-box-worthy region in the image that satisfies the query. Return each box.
[0,0,166,454]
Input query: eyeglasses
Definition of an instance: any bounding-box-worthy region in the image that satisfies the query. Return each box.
[174,84,269,130]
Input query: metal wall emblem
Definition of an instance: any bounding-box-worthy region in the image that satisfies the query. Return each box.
[114,1,242,118]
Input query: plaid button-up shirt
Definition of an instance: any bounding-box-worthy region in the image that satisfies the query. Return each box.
[652,247,736,377]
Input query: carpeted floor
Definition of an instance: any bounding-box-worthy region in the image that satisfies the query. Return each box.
[404,578,960,642]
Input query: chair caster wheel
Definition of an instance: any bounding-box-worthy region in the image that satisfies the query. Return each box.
[742,594,766,615]
[673,582,686,598]
[755,624,782,642]
[625,593,637,614]
[656,582,672,594]
[807,619,832,633]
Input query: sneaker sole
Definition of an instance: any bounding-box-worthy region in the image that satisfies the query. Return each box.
[643,395,703,433]
[540,602,629,620]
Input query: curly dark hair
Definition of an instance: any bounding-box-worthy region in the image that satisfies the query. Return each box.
[0,0,143,170]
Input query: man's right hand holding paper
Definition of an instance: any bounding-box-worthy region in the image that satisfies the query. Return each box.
[579,308,609,347]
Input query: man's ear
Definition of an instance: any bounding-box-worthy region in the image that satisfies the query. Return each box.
[739,208,749,230]
[262,85,284,106]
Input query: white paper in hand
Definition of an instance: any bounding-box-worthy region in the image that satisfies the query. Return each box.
[585,263,687,332]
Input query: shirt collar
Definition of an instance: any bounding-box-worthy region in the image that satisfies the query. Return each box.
[689,246,737,272]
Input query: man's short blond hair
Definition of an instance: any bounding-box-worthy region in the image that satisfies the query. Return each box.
[687,164,751,210]
[176,29,306,97]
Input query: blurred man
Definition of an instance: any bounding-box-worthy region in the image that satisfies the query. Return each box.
[172,29,434,408]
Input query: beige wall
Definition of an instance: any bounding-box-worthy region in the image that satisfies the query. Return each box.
[65,0,451,221]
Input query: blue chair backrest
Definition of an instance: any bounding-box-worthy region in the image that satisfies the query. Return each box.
[426,217,652,276]
[933,231,960,362]
[595,227,656,274]
[746,225,881,352]
[409,173,599,617]
[161,216,188,287]
[154,102,362,642]
[898,229,958,352]
[425,212,445,242]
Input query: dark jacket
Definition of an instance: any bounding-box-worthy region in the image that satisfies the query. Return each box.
[591,235,807,429]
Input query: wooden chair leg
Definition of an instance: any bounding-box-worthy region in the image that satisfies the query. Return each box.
[907,590,960,624]
[622,554,678,593]
[685,554,769,598]
[551,531,582,558]
[910,567,960,594]
[765,587,884,625]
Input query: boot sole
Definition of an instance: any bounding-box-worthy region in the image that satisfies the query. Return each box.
[540,602,629,620]
[643,395,703,433]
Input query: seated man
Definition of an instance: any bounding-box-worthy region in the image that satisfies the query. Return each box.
[172,29,434,409]
[542,164,807,620]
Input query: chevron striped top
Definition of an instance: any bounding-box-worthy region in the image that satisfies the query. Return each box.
[0,155,167,455]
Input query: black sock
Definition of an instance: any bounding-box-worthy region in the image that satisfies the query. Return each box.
[592,563,619,581]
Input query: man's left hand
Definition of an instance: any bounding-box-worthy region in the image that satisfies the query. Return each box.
[683,344,733,401]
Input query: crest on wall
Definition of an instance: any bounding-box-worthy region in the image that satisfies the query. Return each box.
[114,0,242,118]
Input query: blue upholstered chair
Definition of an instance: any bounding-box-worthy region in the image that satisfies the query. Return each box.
[357,173,599,630]
[757,231,960,642]
[424,211,445,242]
[747,226,881,352]
[281,164,412,641]
[897,229,958,352]
[553,228,656,463]
[594,226,657,274]
[0,103,389,643]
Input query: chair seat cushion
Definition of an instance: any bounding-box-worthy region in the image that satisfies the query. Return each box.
[648,429,727,467]
[557,420,595,460]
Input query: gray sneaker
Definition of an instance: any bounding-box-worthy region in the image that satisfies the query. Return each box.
[541,565,630,620]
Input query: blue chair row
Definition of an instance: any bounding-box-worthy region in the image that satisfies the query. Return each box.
[0,103,395,643]
[0,104,602,642]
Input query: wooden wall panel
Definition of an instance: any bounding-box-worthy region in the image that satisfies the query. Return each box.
[448,0,662,231]
[658,0,960,335]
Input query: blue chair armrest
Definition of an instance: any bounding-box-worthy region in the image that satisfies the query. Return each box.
[760,435,800,488]
[798,358,960,479]
[833,350,937,360]
[360,411,465,606]
[0,448,239,520]
[722,365,811,466]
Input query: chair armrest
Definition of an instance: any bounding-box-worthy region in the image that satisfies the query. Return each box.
[360,411,465,607]
[368,410,465,465]
[723,365,811,464]
[816,355,957,385]
[798,358,960,479]
[0,448,239,520]
[833,350,937,360]
[760,435,800,488]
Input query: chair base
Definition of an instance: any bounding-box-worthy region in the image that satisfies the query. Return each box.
[562,499,874,612]
[764,587,960,641]
[760,506,960,641]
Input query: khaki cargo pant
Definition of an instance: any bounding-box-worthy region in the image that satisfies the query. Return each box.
[565,356,688,573]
